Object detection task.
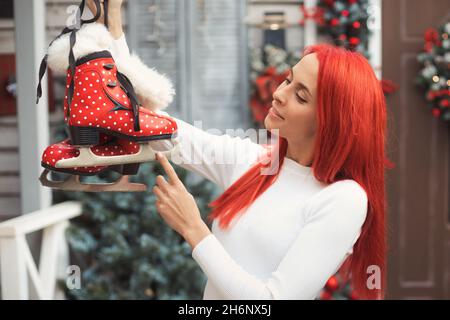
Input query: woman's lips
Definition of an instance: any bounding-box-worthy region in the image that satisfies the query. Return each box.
[269,107,284,120]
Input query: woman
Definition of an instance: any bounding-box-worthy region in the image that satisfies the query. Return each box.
[88,0,389,300]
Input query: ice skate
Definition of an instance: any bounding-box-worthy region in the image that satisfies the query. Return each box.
[46,23,178,168]
[40,136,147,192]
[37,13,179,191]
[56,50,179,168]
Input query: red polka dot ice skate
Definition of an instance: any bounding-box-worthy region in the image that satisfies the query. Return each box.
[36,4,178,192]
[57,51,179,170]
[40,135,147,192]
[64,51,177,144]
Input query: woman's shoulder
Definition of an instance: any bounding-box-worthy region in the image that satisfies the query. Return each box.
[328,179,367,198]
[305,179,368,223]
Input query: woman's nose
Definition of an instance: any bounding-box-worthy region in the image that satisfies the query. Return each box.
[273,89,286,106]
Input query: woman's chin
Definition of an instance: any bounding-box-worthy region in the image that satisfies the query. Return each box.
[264,116,278,131]
[264,118,285,138]
[264,116,273,130]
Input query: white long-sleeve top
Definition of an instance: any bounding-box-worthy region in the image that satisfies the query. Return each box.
[111,35,368,300]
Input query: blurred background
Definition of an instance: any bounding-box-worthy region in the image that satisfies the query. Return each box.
[0,0,448,300]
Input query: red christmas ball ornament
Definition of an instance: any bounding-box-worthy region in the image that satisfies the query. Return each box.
[349,290,359,300]
[440,99,450,108]
[339,34,347,41]
[341,9,350,17]
[325,276,340,292]
[349,37,360,46]
[348,0,358,4]
[353,21,361,29]
[432,108,441,118]
[330,18,340,26]
[320,290,332,300]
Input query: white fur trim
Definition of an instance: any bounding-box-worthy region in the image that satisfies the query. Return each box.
[46,22,174,110]
[115,54,175,110]
[47,23,112,74]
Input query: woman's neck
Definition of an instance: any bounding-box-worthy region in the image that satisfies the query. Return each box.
[285,139,315,167]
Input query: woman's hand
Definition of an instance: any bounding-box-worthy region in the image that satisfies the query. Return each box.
[86,0,123,16]
[86,0,124,39]
[153,152,211,249]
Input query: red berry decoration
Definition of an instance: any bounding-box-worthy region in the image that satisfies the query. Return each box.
[432,108,441,118]
[440,99,449,108]
[349,290,359,300]
[349,37,360,46]
[341,9,350,17]
[320,290,332,300]
[325,276,340,292]
[353,21,361,29]
[330,18,340,26]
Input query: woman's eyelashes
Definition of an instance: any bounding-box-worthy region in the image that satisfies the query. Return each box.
[284,78,307,104]
[296,95,307,104]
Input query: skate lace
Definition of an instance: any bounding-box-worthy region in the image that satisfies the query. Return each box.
[36,0,146,133]
[116,72,142,132]
[36,0,144,133]
[36,0,107,113]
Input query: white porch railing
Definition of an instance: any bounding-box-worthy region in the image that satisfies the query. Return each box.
[0,201,82,300]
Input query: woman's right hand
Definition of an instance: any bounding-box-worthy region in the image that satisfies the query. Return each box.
[86,0,124,23]
[86,0,124,39]
[86,0,104,23]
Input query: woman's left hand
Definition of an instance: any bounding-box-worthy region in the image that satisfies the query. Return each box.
[153,152,211,248]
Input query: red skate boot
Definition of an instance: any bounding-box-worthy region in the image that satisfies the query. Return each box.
[43,22,179,170]
[40,135,147,192]
[64,51,177,144]
[56,51,179,168]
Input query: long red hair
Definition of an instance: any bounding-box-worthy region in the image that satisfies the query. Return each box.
[208,43,392,299]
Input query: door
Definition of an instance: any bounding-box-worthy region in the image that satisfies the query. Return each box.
[382,0,450,299]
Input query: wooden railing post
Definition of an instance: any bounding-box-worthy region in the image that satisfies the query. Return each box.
[0,236,29,299]
[0,201,82,300]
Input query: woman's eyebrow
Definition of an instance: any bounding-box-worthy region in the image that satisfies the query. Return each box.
[290,68,312,98]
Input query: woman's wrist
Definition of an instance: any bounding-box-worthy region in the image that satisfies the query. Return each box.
[108,8,123,39]
[183,222,212,249]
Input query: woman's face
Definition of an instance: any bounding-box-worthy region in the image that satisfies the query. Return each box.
[264,53,319,145]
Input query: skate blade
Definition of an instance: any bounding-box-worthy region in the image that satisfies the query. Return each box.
[39,169,147,192]
[55,139,180,169]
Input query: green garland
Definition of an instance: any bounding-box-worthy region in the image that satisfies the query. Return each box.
[317,0,371,58]
[416,21,450,121]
